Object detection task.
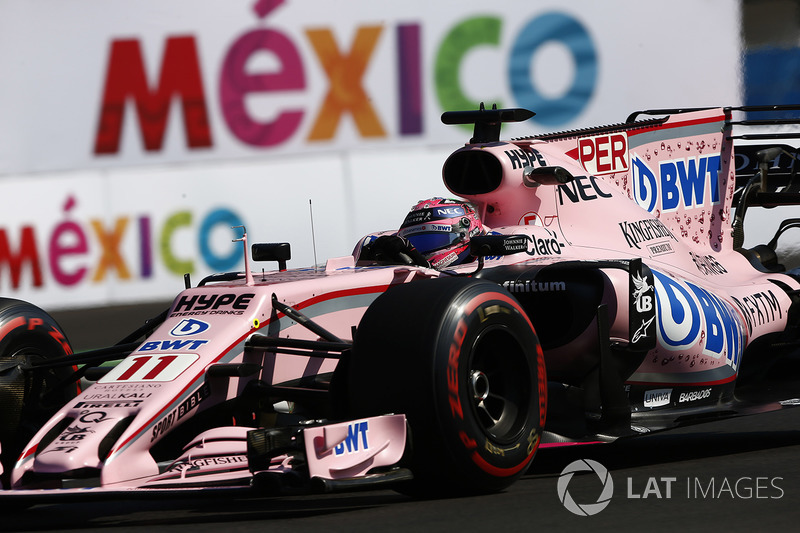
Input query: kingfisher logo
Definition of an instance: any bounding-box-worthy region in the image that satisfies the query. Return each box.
[631,154,722,213]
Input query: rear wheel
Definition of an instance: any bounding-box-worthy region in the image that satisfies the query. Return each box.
[348,277,546,495]
[0,299,77,486]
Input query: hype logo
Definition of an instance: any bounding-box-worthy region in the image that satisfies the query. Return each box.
[631,155,722,213]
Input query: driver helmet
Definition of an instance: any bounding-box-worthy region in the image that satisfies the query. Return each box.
[398,197,484,269]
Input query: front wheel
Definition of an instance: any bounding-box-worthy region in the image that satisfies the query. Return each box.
[0,298,77,486]
[348,277,547,495]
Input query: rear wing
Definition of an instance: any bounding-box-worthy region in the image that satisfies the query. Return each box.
[732,143,800,207]
[624,105,800,251]
[509,104,800,253]
[523,107,737,253]
[629,105,800,208]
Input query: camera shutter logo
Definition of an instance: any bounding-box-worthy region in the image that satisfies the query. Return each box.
[557,459,614,516]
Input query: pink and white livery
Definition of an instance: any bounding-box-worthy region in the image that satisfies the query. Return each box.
[1,104,800,502]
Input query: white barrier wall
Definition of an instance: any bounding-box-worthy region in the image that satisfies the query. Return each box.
[0,0,741,309]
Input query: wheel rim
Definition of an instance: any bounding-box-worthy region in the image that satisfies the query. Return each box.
[0,349,38,441]
[469,326,532,444]
[0,343,65,435]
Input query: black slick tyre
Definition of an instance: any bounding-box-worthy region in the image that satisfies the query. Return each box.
[0,298,76,486]
[348,277,546,495]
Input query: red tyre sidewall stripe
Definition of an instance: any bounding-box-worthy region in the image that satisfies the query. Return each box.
[455,288,546,476]
[470,446,537,477]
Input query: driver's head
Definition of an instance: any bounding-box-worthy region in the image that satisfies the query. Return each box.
[398,198,484,269]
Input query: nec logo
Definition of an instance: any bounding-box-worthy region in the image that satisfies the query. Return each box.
[434,206,465,217]
[631,154,722,213]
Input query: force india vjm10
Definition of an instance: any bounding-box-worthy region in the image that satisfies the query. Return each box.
[1,104,800,501]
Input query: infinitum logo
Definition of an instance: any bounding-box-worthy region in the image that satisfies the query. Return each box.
[557,459,614,516]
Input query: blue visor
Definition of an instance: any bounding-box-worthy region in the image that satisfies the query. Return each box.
[405,231,464,254]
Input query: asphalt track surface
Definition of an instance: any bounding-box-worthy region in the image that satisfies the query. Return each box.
[3,304,798,532]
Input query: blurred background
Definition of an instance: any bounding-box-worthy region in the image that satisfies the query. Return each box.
[0,0,798,347]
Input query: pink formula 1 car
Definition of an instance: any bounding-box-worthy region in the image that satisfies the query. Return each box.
[1,104,800,502]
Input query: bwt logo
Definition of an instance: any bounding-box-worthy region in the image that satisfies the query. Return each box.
[652,270,744,370]
[631,154,722,213]
[334,421,369,455]
[170,318,210,337]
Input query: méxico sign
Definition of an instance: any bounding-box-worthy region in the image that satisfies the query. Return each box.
[0,0,739,309]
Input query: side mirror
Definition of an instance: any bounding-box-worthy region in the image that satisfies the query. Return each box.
[252,242,291,271]
[522,165,574,187]
[470,235,529,257]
